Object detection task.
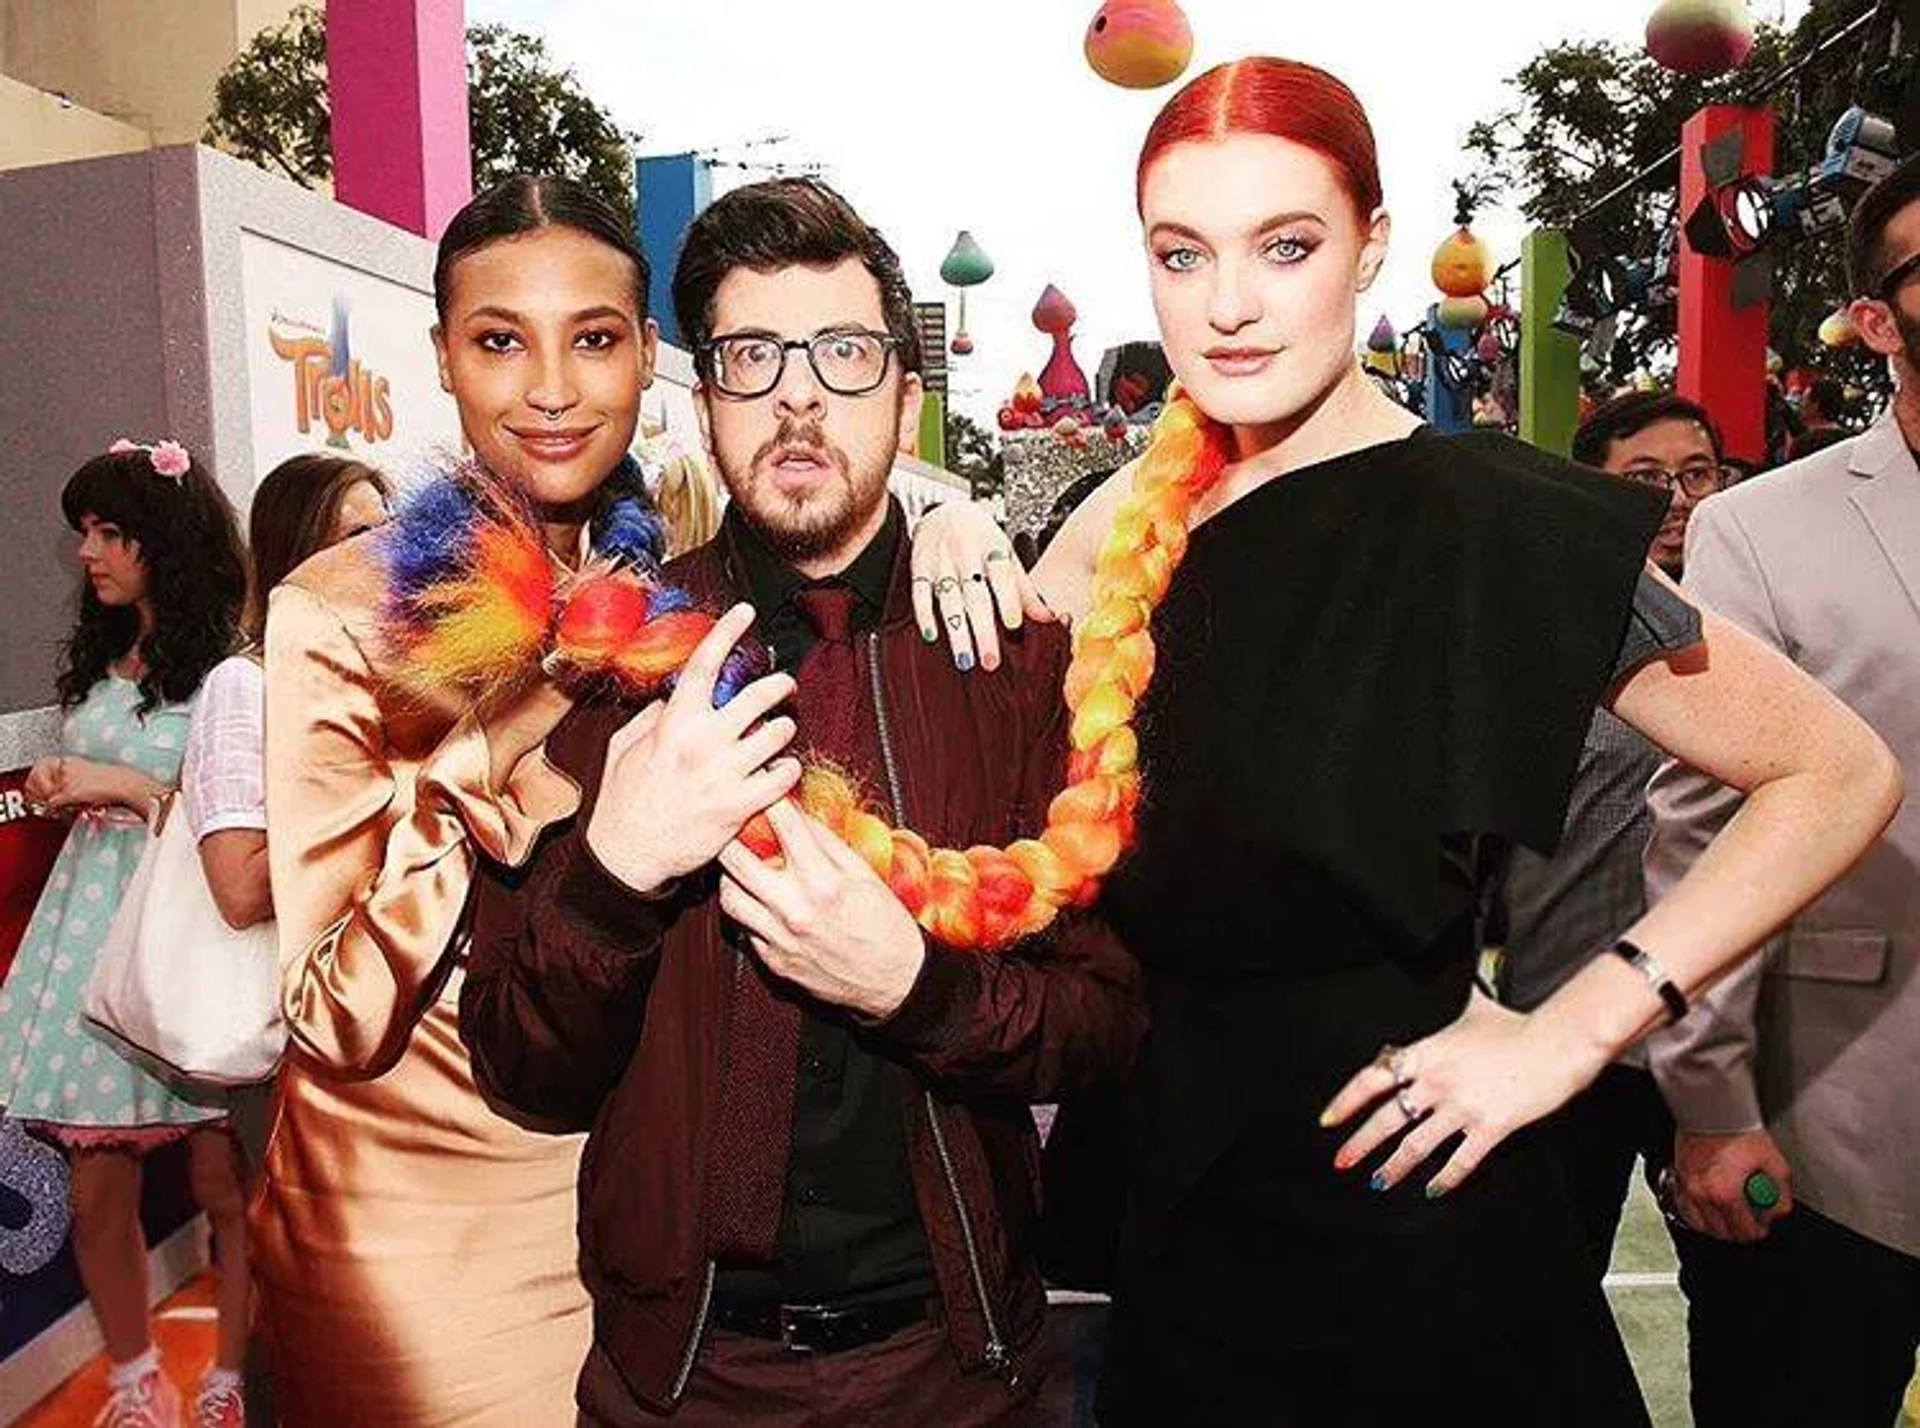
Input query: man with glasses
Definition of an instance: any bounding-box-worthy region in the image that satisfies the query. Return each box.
[460,178,1143,1425]
[1494,391,1730,1414]
[1643,153,1920,1428]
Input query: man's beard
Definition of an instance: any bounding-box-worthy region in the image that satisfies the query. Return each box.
[730,419,890,562]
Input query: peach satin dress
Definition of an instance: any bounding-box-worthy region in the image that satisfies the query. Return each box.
[257,534,588,1426]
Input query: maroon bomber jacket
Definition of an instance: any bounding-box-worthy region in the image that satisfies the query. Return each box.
[459,518,1147,1417]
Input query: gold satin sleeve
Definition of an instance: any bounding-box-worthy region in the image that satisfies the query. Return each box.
[263,581,580,1077]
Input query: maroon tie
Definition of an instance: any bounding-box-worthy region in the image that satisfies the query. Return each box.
[704,584,873,1262]
[791,586,863,760]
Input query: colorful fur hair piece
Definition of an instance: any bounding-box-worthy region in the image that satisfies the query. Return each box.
[378,462,756,708]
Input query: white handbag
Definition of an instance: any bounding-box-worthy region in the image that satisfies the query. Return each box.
[84,793,284,1086]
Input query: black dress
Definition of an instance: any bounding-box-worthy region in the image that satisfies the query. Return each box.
[1094,430,1666,1427]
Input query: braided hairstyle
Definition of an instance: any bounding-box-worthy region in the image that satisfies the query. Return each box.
[735,396,1232,948]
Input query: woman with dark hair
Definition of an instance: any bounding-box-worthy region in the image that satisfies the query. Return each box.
[253,175,660,1426]
[238,454,389,642]
[912,57,1900,1424]
[154,452,394,1428]
[0,441,248,1428]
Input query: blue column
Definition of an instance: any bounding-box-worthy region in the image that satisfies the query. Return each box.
[1422,305,1475,434]
[634,153,713,347]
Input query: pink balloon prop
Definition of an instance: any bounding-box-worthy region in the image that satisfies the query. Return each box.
[1084,1,1194,90]
[1646,0,1756,78]
[1033,285,1091,403]
[1032,284,1078,334]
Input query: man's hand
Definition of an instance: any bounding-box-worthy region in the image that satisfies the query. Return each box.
[1670,1128,1795,1242]
[717,800,927,1019]
[585,604,800,894]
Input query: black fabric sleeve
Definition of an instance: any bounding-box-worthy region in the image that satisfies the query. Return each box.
[1612,569,1705,683]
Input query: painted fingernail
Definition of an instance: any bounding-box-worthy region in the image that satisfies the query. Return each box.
[956,652,974,672]
[1369,1172,1388,1193]
[922,626,938,643]
[1424,1183,1447,1201]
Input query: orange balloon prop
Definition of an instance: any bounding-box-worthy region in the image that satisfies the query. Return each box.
[1431,226,1494,298]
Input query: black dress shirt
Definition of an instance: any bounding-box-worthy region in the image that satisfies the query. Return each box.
[714,500,937,1308]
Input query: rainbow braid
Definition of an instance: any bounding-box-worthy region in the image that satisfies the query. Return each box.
[738,388,1229,950]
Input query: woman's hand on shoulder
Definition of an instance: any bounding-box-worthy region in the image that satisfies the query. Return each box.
[908,501,1053,673]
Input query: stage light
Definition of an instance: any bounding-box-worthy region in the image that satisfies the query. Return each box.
[1684,174,1774,258]
[1771,106,1902,241]
[1553,229,1632,339]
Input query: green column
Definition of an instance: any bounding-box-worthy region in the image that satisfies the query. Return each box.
[917,390,947,469]
[1520,230,1580,458]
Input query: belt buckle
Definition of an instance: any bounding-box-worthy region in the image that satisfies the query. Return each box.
[777,1302,831,1354]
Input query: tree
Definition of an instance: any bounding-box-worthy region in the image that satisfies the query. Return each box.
[205,6,637,223]
[463,24,637,225]
[1460,0,1893,385]
[944,411,1005,499]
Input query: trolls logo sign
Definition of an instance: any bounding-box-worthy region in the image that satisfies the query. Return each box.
[269,296,396,448]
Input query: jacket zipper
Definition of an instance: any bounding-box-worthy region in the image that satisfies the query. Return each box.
[671,1259,716,1402]
[865,632,1016,1385]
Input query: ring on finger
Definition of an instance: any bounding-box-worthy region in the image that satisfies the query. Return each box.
[1375,1043,1413,1088]
[910,575,933,587]
[1394,1087,1423,1124]
[934,576,961,596]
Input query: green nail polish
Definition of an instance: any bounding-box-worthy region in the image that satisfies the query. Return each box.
[1424,1183,1446,1201]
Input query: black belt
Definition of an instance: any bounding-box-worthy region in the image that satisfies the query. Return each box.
[708,1294,932,1355]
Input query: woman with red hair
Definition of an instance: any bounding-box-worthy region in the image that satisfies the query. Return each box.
[912,57,1899,1422]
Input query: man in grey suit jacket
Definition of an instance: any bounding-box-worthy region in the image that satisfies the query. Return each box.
[1646,154,1920,1428]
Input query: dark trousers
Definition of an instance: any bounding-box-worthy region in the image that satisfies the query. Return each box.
[1551,1062,1673,1275]
[1676,1207,1920,1428]
[576,1320,1046,1428]
[1550,1068,1920,1428]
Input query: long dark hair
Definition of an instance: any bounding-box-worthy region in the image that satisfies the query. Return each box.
[245,453,392,640]
[58,447,246,715]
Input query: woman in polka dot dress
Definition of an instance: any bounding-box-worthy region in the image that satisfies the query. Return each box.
[0,441,248,1428]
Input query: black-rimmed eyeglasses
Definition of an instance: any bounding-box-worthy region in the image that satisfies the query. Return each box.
[1880,250,1920,302]
[1620,463,1729,499]
[698,329,902,398]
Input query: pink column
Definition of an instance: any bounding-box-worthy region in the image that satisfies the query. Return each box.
[326,0,472,239]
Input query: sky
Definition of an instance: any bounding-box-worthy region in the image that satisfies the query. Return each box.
[470,0,1807,422]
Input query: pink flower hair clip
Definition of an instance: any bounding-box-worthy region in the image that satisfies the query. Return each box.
[109,437,192,482]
